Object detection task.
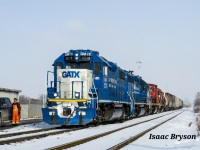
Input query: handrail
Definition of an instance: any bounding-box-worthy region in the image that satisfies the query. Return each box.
[47,71,54,87]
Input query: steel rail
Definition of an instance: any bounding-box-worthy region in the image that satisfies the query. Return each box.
[0,127,58,138]
[108,111,183,150]
[0,126,85,145]
[0,119,42,130]
[46,111,181,150]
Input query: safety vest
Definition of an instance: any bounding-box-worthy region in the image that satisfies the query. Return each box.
[13,104,19,111]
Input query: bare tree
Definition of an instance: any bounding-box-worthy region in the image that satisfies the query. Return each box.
[194,92,200,112]
[19,95,31,104]
[38,94,43,101]
[194,92,200,106]
[38,94,46,107]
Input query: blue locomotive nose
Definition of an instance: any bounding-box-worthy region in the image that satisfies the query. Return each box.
[42,106,96,125]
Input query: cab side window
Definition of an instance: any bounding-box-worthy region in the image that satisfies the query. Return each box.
[0,99,5,107]
[103,65,108,76]
[94,62,101,75]
[5,98,11,107]
[119,70,125,80]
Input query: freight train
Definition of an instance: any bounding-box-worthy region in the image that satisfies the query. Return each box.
[42,49,183,126]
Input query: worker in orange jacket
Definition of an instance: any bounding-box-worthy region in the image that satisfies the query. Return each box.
[11,98,21,125]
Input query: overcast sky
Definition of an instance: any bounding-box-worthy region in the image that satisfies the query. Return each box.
[0,0,199,101]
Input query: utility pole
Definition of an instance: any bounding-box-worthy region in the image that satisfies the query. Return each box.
[136,61,142,76]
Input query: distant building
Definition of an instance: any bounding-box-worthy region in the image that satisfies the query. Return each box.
[0,87,21,102]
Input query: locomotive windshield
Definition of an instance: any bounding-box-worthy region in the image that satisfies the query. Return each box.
[66,63,78,69]
[80,63,91,69]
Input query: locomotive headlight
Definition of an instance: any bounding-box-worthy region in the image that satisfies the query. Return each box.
[75,53,78,56]
[54,93,58,97]
[75,92,80,98]
[75,56,78,60]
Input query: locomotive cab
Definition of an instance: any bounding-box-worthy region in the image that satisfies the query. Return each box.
[42,50,98,125]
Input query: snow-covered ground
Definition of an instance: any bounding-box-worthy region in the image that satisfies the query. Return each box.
[0,109,199,150]
[0,122,59,135]
[0,110,177,135]
[123,108,199,150]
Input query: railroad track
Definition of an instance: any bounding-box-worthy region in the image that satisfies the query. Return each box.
[46,111,182,150]
[0,119,43,130]
[108,111,183,150]
[0,126,85,145]
[0,111,180,146]
[0,127,58,139]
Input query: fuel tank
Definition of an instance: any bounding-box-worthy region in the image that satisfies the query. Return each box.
[104,108,123,121]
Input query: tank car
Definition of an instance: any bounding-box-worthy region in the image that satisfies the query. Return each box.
[42,50,136,125]
[179,99,183,108]
[174,96,183,109]
[163,92,173,111]
[153,92,183,111]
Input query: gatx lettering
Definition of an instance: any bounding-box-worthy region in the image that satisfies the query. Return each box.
[62,71,80,78]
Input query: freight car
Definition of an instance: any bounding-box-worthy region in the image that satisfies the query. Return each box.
[174,96,184,109]
[163,92,173,111]
[179,99,184,108]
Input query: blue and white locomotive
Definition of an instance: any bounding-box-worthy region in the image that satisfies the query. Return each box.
[42,49,150,125]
